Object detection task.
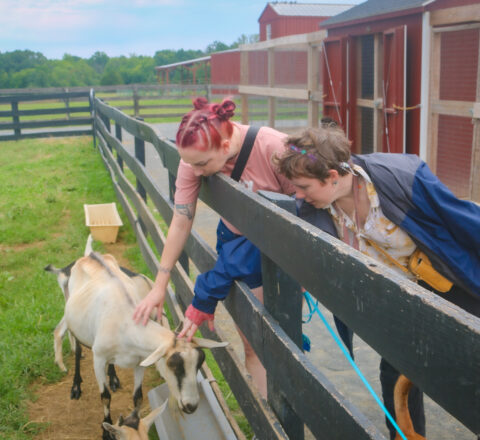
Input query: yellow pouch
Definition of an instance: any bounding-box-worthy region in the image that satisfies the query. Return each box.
[408,249,453,293]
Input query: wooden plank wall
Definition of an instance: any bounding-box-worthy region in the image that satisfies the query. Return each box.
[93,98,480,439]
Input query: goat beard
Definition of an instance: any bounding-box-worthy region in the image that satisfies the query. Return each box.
[168,394,186,420]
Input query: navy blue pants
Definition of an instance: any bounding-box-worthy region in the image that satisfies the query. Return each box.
[192,220,262,314]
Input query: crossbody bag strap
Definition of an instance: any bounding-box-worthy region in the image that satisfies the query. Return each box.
[351,175,409,275]
[230,126,260,182]
[365,238,410,274]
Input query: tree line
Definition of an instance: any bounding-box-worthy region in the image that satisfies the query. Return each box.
[0,35,258,89]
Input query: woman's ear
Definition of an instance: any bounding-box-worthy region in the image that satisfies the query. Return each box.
[221,138,230,153]
[328,169,340,181]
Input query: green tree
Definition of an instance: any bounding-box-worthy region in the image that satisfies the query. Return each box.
[205,41,229,54]
[88,51,110,75]
[0,50,47,74]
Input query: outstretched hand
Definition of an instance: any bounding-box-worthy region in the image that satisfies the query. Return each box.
[178,317,215,341]
[178,304,215,341]
[132,289,164,326]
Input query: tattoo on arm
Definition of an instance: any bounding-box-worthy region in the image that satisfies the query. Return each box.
[175,203,194,220]
[158,264,171,274]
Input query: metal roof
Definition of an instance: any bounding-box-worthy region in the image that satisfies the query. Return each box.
[155,56,211,71]
[267,2,357,17]
[154,49,239,71]
[321,0,431,27]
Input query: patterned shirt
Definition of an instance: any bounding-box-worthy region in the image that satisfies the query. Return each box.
[327,165,417,280]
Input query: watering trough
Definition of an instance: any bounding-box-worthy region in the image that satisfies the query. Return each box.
[148,371,237,440]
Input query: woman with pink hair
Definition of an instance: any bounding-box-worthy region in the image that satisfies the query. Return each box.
[133,97,295,397]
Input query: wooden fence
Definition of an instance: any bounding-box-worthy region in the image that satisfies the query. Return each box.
[93,97,480,439]
[0,90,94,141]
[0,84,312,131]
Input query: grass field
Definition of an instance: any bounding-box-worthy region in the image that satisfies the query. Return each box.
[0,136,251,439]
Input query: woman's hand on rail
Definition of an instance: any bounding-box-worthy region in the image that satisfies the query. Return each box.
[132,287,165,326]
[178,304,215,341]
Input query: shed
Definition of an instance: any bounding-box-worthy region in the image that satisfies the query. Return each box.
[258,2,357,40]
[321,0,480,201]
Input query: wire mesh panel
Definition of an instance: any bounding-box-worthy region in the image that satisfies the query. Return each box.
[239,34,324,131]
[435,28,479,198]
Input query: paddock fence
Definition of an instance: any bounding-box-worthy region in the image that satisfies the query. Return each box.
[92,97,480,439]
[0,84,316,134]
[0,90,94,141]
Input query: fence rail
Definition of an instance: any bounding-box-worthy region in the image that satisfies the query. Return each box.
[93,97,480,439]
[0,90,93,141]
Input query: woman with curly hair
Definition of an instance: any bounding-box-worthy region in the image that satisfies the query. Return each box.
[274,124,480,439]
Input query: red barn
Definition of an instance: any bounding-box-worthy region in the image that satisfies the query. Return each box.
[258,2,357,40]
[211,3,357,93]
[321,0,480,200]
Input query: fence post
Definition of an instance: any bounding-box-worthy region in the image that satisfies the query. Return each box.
[240,50,249,124]
[267,48,276,129]
[89,89,96,148]
[11,101,20,139]
[167,171,189,275]
[115,123,124,171]
[134,117,148,235]
[205,84,212,102]
[134,117,146,203]
[64,87,71,120]
[133,85,139,117]
[259,190,304,440]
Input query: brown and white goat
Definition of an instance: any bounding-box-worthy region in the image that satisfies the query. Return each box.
[394,374,426,440]
[51,244,227,439]
[102,403,165,440]
[47,260,153,397]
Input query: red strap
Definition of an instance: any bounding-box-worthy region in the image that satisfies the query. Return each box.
[185,304,214,326]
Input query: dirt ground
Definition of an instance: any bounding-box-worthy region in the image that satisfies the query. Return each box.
[27,243,162,440]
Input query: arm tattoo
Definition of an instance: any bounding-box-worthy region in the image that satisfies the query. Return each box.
[175,203,194,220]
[158,264,171,274]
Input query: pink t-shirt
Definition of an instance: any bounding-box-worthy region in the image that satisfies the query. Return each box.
[174,123,295,234]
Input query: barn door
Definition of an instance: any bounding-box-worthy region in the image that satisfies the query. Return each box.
[382,26,406,153]
[322,37,348,133]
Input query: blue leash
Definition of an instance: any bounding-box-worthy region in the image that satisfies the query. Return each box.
[303,291,407,440]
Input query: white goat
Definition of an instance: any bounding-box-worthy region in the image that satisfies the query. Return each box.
[51,237,227,439]
[47,234,156,397]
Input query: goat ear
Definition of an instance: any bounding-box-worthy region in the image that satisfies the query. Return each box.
[174,321,183,333]
[192,337,229,349]
[142,400,167,430]
[102,422,122,438]
[140,341,170,367]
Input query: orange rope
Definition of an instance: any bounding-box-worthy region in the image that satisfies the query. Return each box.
[393,103,421,111]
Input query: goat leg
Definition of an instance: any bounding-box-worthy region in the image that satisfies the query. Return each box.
[54,317,68,372]
[100,387,115,440]
[133,366,145,411]
[70,338,83,399]
[107,364,121,392]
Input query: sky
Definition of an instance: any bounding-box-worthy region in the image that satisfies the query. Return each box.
[0,0,364,60]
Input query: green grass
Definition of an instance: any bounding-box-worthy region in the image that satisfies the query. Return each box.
[0,136,250,439]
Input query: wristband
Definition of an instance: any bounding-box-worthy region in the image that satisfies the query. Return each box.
[185,304,214,326]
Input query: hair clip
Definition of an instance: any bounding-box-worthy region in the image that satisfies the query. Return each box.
[339,161,358,176]
[289,145,317,162]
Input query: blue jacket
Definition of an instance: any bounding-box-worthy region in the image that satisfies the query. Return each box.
[298,153,480,298]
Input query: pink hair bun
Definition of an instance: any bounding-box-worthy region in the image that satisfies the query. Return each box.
[193,97,208,110]
[212,99,235,121]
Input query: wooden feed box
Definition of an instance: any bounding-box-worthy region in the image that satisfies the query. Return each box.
[84,203,123,243]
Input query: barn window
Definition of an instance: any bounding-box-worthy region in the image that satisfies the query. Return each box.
[266,24,272,40]
[360,35,374,99]
[355,33,382,154]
